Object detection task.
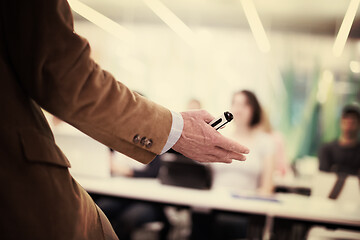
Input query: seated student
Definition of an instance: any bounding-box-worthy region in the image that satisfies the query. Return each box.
[191,90,275,240]
[307,105,360,240]
[318,104,360,176]
[213,90,275,195]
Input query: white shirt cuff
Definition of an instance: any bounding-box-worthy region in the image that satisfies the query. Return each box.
[160,111,184,154]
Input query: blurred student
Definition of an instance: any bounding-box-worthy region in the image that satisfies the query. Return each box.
[318,104,360,200]
[213,90,275,195]
[191,90,275,240]
[211,90,275,239]
[307,105,360,239]
[318,104,360,176]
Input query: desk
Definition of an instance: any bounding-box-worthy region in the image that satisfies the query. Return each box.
[75,176,360,239]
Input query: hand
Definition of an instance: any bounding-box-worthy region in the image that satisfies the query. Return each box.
[172,110,249,163]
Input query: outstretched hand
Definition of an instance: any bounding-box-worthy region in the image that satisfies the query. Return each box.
[172,110,249,163]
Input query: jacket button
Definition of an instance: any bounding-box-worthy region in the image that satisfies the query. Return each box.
[133,134,141,144]
[145,139,153,148]
[140,137,147,146]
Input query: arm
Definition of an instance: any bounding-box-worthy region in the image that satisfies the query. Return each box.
[2,0,171,163]
[2,0,249,164]
[257,134,276,195]
[258,152,276,196]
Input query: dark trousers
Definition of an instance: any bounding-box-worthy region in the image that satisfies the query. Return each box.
[191,212,248,240]
[95,197,170,240]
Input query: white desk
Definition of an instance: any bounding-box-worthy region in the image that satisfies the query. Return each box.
[75,176,360,239]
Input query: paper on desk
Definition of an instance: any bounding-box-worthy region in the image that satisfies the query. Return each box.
[231,192,281,203]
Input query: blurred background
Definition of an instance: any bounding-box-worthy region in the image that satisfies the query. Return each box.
[48,1,360,239]
[69,0,360,164]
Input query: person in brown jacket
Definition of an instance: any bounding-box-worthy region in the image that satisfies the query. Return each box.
[0,0,249,239]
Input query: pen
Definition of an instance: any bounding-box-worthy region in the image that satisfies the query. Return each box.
[209,111,234,130]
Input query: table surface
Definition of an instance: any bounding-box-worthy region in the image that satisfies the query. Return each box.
[75,175,360,228]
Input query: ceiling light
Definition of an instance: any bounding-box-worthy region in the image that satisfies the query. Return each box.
[240,0,271,53]
[143,0,196,47]
[68,0,134,43]
[332,0,360,57]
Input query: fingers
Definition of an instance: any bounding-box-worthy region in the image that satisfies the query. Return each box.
[208,146,247,161]
[196,154,233,164]
[214,134,250,154]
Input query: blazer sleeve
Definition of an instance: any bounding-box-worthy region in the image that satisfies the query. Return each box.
[1,0,172,163]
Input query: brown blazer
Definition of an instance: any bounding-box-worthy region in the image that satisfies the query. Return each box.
[0,0,172,239]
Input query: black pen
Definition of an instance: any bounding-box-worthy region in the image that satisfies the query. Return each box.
[209,111,233,130]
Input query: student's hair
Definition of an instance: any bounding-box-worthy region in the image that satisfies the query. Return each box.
[342,105,360,121]
[232,90,262,127]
